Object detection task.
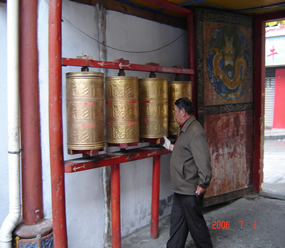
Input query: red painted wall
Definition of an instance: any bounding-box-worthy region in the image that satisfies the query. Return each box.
[273,69,285,128]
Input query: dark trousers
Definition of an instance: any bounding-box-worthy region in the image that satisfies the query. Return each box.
[166,193,213,248]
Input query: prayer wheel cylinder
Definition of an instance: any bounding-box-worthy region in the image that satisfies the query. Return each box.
[66,71,104,151]
[105,76,139,144]
[168,81,192,136]
[139,78,168,139]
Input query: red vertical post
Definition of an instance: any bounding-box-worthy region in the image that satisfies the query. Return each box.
[253,16,265,192]
[49,0,68,247]
[111,164,121,248]
[252,11,285,192]
[151,155,161,238]
[187,12,196,113]
[19,0,43,225]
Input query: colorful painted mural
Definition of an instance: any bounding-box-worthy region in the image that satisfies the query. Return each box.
[203,22,253,106]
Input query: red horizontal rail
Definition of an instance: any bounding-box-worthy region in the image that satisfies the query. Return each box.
[62,58,194,75]
[65,146,170,173]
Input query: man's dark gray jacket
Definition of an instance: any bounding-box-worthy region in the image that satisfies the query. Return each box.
[170,115,212,195]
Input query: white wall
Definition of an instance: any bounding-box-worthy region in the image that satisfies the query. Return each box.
[38,0,52,222]
[0,0,188,247]
[105,10,188,79]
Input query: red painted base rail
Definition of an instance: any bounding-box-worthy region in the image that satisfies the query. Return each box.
[65,146,170,173]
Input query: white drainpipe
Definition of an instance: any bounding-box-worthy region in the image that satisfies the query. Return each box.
[0,0,21,247]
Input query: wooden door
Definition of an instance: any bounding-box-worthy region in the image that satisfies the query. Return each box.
[195,9,254,206]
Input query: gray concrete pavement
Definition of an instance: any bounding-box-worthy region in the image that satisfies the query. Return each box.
[264,128,285,140]
[122,194,285,248]
[261,137,285,200]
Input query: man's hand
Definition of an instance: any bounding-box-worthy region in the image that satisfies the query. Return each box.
[196,185,206,196]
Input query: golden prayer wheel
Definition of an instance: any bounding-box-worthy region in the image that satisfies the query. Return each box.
[66,71,104,152]
[105,76,139,144]
[139,78,168,139]
[168,81,192,136]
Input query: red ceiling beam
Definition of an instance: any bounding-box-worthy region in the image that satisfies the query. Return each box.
[141,0,192,16]
[257,10,285,22]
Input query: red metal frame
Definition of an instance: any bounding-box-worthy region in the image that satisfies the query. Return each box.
[65,147,170,247]
[65,147,170,173]
[62,57,194,75]
[49,1,195,247]
[111,164,121,248]
[151,155,160,238]
[49,0,68,247]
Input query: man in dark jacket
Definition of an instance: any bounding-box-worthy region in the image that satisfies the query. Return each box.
[163,97,213,248]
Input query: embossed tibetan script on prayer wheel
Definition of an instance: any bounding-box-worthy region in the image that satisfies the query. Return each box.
[139,78,168,139]
[105,76,139,144]
[168,81,192,136]
[66,72,104,152]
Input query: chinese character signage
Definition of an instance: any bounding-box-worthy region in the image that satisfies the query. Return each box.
[265,24,285,66]
[266,36,285,66]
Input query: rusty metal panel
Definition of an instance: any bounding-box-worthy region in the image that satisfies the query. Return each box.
[204,111,253,197]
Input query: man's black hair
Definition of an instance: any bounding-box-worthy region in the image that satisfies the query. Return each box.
[174,97,194,115]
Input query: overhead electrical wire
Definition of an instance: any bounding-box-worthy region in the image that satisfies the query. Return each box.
[62,17,186,54]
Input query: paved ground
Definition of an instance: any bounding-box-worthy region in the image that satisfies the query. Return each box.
[122,194,285,248]
[264,128,285,140]
[262,131,285,200]
[122,129,285,248]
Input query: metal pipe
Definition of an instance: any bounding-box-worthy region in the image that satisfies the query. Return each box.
[48,0,68,247]
[111,164,121,248]
[151,155,160,238]
[19,0,43,225]
[0,0,21,247]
